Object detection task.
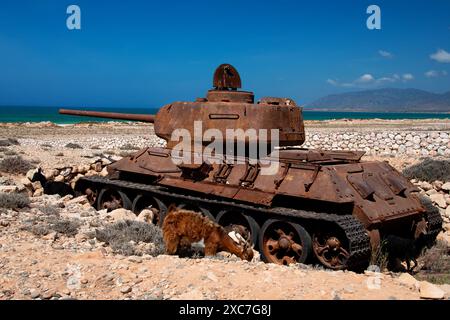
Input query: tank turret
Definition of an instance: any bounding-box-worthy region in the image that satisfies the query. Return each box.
[60,64,305,149]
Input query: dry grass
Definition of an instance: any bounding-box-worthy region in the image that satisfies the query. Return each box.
[370,240,389,271]
[416,240,450,284]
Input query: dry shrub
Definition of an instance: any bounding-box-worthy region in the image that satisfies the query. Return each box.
[403,159,450,182]
[119,144,140,150]
[65,143,83,149]
[0,138,20,147]
[0,193,30,209]
[95,220,165,256]
[0,156,33,174]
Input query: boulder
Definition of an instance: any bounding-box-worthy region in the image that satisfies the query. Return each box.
[420,281,445,299]
[397,273,419,290]
[20,177,32,188]
[54,175,65,183]
[100,167,109,177]
[432,181,443,191]
[26,168,37,181]
[108,208,137,222]
[446,206,450,218]
[442,182,450,192]
[429,193,447,208]
[420,181,433,191]
[137,209,155,224]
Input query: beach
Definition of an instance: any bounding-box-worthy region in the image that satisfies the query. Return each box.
[0,119,449,300]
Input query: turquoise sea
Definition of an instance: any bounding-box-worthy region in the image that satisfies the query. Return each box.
[0,106,449,123]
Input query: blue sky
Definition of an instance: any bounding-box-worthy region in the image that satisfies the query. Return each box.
[0,0,449,108]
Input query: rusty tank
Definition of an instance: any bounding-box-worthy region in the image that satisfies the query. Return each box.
[59,64,442,270]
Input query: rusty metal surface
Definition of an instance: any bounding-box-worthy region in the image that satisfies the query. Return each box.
[59,109,155,122]
[213,64,241,89]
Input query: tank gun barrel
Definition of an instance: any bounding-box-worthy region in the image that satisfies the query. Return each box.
[59,109,155,123]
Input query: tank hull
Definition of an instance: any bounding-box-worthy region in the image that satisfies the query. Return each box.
[74,146,442,270]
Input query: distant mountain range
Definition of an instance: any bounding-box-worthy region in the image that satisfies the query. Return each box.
[306,88,450,112]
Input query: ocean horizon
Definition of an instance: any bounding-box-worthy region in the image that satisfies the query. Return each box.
[0,106,449,123]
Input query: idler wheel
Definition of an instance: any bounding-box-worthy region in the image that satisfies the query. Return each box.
[216,210,260,247]
[259,219,312,265]
[312,231,350,270]
[97,188,132,212]
[132,194,167,226]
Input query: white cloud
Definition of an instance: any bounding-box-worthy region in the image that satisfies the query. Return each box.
[378,50,393,58]
[425,70,439,78]
[326,79,338,86]
[425,70,448,78]
[327,72,414,87]
[376,77,396,83]
[430,49,450,63]
[356,74,375,83]
[402,73,414,81]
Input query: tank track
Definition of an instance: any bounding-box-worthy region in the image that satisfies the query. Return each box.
[425,205,444,242]
[78,176,372,269]
[419,195,444,242]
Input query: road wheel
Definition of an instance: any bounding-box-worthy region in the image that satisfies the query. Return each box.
[259,219,312,265]
[132,194,167,226]
[97,188,132,212]
[216,210,260,247]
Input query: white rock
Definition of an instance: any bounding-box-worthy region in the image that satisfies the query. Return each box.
[20,177,32,188]
[446,206,450,218]
[100,167,109,177]
[441,182,450,192]
[137,209,155,224]
[26,168,38,181]
[429,193,447,208]
[107,208,137,222]
[421,181,433,191]
[397,273,419,290]
[0,186,18,193]
[66,195,89,205]
[420,281,445,299]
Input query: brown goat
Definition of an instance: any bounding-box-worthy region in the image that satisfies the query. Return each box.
[162,205,254,261]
